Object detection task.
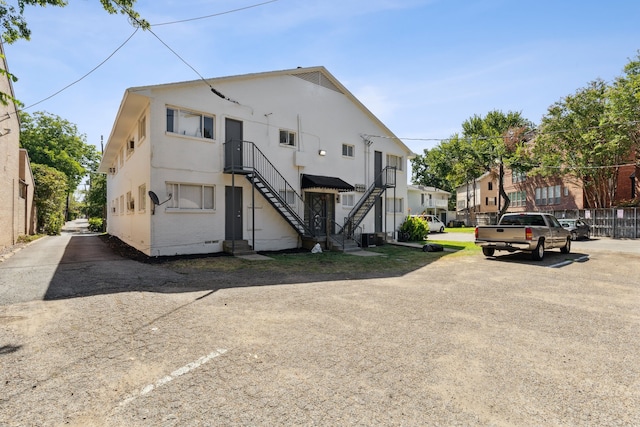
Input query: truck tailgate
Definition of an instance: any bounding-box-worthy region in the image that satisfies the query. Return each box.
[476,225,529,242]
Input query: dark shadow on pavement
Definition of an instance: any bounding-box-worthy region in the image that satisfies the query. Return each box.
[43,234,452,301]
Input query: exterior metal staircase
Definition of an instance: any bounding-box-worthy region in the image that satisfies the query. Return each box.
[341,166,396,239]
[224,139,396,250]
[224,140,313,237]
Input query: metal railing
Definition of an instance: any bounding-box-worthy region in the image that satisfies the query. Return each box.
[224,139,313,236]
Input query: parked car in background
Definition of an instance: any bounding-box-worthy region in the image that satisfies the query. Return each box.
[412,214,446,233]
[559,218,591,240]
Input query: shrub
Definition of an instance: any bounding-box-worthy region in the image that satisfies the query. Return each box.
[398,216,430,241]
[88,217,104,232]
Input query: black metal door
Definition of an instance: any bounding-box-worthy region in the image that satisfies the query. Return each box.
[225,118,243,170]
[225,186,243,240]
[306,193,335,236]
[374,151,383,232]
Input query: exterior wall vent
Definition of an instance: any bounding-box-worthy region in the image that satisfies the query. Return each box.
[292,71,343,94]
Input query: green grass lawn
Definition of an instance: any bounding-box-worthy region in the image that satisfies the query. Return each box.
[166,239,479,278]
[444,226,475,234]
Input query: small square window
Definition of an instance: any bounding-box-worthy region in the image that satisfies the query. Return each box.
[279,130,296,146]
[342,144,355,157]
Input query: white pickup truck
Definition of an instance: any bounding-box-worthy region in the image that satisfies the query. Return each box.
[475,213,572,261]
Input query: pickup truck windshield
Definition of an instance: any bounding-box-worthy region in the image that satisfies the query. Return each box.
[500,215,546,226]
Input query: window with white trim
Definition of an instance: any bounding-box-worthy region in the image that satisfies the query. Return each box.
[341,194,355,208]
[279,130,296,147]
[508,191,526,207]
[138,115,146,141]
[138,184,147,212]
[386,154,403,171]
[166,107,215,139]
[166,183,215,210]
[342,144,355,158]
[512,171,526,183]
[126,191,134,212]
[278,189,295,205]
[386,197,403,213]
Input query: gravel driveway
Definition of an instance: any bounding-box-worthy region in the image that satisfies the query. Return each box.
[0,228,638,426]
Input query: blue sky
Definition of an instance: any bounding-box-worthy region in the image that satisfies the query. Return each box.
[4,0,640,162]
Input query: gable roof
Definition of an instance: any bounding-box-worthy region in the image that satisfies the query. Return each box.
[408,184,451,195]
[99,66,413,172]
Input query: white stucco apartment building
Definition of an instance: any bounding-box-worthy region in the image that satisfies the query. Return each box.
[407,184,451,223]
[98,66,413,256]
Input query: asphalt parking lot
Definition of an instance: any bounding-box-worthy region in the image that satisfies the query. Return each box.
[0,226,638,426]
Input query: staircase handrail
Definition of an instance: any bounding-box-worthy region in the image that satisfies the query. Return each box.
[225,139,313,236]
[340,166,396,237]
[346,166,396,220]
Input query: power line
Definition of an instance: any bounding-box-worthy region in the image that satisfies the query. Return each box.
[364,120,640,144]
[18,27,139,112]
[113,0,241,105]
[152,0,279,26]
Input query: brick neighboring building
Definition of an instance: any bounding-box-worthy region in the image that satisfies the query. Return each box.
[0,43,36,250]
[455,172,499,225]
[502,163,639,212]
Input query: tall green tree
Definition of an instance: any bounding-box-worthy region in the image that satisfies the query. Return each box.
[460,110,535,217]
[532,56,639,208]
[32,163,67,234]
[19,111,100,193]
[85,172,106,219]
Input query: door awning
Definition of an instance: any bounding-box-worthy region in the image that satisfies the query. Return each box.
[301,174,354,192]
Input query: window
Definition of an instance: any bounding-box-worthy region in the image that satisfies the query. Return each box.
[166,183,215,210]
[386,154,403,171]
[512,171,526,183]
[278,189,295,205]
[127,191,134,212]
[553,185,561,204]
[488,182,493,191]
[19,180,27,199]
[342,144,355,157]
[119,195,124,214]
[138,184,146,212]
[535,186,561,206]
[386,197,403,213]
[166,107,215,139]
[508,191,526,207]
[138,115,146,141]
[342,194,355,208]
[279,130,296,146]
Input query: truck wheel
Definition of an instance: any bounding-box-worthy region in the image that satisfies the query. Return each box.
[531,240,545,261]
[482,247,495,257]
[560,238,571,254]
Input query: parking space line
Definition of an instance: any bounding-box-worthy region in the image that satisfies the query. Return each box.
[119,349,228,407]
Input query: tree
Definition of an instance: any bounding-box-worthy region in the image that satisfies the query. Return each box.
[32,163,67,234]
[531,59,639,208]
[19,111,100,194]
[84,172,106,219]
[460,110,535,217]
[0,0,147,105]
